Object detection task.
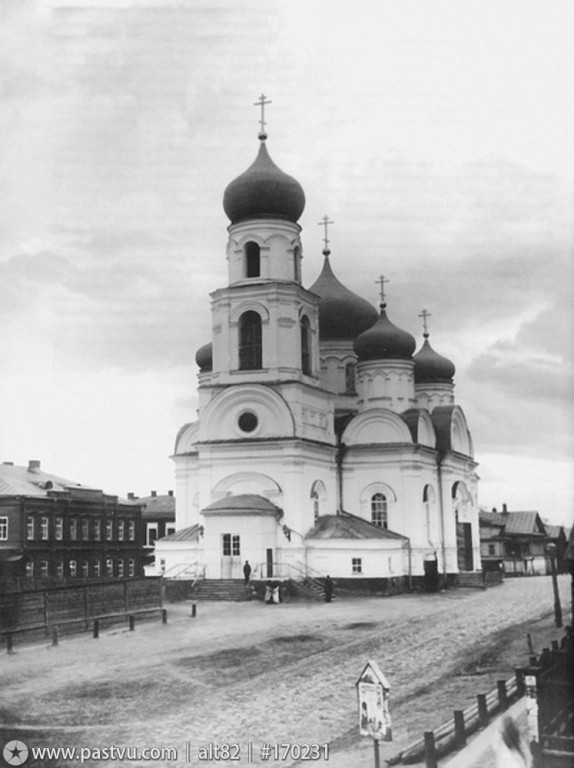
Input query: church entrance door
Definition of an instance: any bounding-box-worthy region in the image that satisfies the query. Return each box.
[456,521,473,571]
[221,533,241,579]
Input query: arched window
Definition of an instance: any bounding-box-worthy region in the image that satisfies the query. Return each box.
[371,493,388,529]
[300,315,311,375]
[311,490,320,521]
[345,362,356,394]
[423,484,435,541]
[245,242,260,278]
[239,311,262,370]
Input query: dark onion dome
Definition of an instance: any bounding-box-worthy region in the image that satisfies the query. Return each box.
[353,306,416,362]
[223,140,305,224]
[195,341,212,372]
[308,254,378,341]
[413,338,455,383]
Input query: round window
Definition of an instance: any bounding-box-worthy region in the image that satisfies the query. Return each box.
[238,411,258,433]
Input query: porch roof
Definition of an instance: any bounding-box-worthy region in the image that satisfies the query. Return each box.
[306,512,407,541]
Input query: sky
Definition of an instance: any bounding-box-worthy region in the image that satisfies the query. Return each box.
[0,0,573,525]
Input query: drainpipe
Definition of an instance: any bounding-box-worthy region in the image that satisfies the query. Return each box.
[403,535,412,590]
[436,453,448,587]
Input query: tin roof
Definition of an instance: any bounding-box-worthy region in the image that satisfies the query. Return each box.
[159,524,201,543]
[306,512,407,541]
[202,494,283,517]
[0,462,91,497]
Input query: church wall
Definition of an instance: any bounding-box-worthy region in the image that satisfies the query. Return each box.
[174,455,199,531]
[356,360,416,414]
[226,219,302,284]
[306,538,408,579]
[201,512,279,579]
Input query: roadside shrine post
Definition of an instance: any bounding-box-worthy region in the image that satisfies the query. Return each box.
[356,660,392,768]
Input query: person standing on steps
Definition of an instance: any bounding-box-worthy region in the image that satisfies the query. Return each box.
[243,560,251,585]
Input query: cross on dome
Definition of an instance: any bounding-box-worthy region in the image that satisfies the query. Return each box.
[375,275,390,307]
[254,93,272,140]
[318,215,334,255]
[419,308,431,338]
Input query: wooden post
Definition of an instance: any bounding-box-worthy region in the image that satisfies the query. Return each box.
[84,585,90,630]
[162,608,167,625]
[527,633,534,655]
[93,619,99,639]
[551,639,559,651]
[123,580,129,614]
[191,603,197,618]
[497,680,508,709]
[129,614,135,631]
[423,732,438,768]
[515,669,525,697]
[51,625,59,647]
[373,738,380,768]
[477,694,489,727]
[454,710,466,746]
[6,634,14,655]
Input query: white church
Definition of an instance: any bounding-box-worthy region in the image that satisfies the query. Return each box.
[155,103,481,590]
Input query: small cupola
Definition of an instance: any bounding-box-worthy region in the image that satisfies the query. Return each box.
[413,309,455,383]
[353,276,416,362]
[223,96,305,225]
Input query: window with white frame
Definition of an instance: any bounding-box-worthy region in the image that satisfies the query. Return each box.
[106,520,113,541]
[56,561,64,579]
[40,516,49,540]
[69,518,78,541]
[311,490,320,521]
[128,558,135,577]
[69,560,77,578]
[40,560,49,578]
[128,520,135,541]
[81,561,89,578]
[25,561,34,577]
[371,493,388,529]
[118,520,125,541]
[94,560,101,578]
[106,558,113,577]
[81,518,90,540]
[117,559,124,578]
[26,516,34,540]
[0,517,7,541]
[352,557,362,574]
[165,524,176,536]
[93,519,101,541]
[55,517,63,540]
[147,523,158,546]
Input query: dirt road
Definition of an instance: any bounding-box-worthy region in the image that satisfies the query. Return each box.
[0,575,570,767]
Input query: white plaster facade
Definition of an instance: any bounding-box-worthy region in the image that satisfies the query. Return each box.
[155,131,481,586]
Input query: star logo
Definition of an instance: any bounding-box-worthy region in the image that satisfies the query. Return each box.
[3,740,29,766]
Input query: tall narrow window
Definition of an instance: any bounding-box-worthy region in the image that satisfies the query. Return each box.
[118,520,125,541]
[0,517,7,541]
[81,518,90,540]
[69,560,77,578]
[93,519,101,541]
[69,518,78,541]
[106,520,113,541]
[311,491,320,521]
[345,362,356,394]
[117,559,124,578]
[293,246,301,281]
[245,242,260,278]
[40,560,49,578]
[300,315,311,375]
[26,517,35,540]
[371,493,388,529]
[106,558,114,577]
[40,517,49,540]
[239,311,262,370]
[55,517,63,541]
[128,558,135,577]
[81,561,89,578]
[128,520,135,541]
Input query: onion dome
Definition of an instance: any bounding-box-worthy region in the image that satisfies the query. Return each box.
[195,342,212,372]
[414,338,455,383]
[353,305,416,362]
[223,139,305,225]
[308,254,378,341]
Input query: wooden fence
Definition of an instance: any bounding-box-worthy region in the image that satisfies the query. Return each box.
[0,577,162,643]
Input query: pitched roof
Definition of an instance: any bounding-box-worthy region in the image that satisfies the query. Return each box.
[305,512,408,541]
[544,524,566,540]
[503,511,545,535]
[479,510,506,527]
[137,493,175,520]
[159,524,201,543]
[0,462,90,497]
[202,494,283,517]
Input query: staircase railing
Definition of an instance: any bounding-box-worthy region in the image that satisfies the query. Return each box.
[162,561,205,581]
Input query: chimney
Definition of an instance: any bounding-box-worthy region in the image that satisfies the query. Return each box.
[502,503,507,513]
[492,507,497,513]
[28,460,41,472]
[127,492,135,500]
[151,490,157,497]
[168,490,174,497]
[2,461,14,466]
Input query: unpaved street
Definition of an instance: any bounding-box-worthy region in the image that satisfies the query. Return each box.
[1,576,570,767]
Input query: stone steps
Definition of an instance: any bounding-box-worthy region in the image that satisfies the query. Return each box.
[191,579,255,601]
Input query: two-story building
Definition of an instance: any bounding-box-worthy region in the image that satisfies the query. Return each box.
[479,505,548,575]
[0,460,145,589]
